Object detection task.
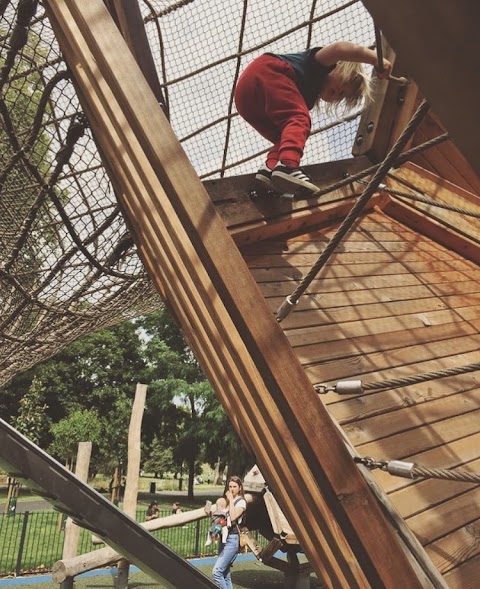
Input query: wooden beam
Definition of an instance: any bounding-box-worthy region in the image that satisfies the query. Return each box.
[408,110,480,195]
[104,0,167,112]
[229,193,385,248]
[204,156,373,205]
[42,2,428,588]
[361,0,480,177]
[352,41,412,161]
[392,163,480,209]
[383,164,480,263]
[54,504,212,581]
[62,442,92,560]
[0,419,218,589]
[116,383,147,588]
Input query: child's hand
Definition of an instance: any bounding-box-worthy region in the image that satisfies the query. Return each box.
[375,58,392,80]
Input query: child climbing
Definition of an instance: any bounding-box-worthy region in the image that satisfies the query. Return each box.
[205,497,230,546]
[234,41,392,195]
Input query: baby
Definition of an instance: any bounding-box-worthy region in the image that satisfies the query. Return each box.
[205,497,230,546]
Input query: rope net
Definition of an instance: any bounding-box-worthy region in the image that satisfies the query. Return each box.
[0,0,375,386]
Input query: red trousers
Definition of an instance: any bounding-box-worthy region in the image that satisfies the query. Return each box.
[234,54,311,168]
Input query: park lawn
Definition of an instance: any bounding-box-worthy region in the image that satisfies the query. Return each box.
[4,560,324,588]
[0,508,221,576]
[0,512,65,574]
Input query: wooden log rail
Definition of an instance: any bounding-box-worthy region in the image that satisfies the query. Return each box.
[53,504,212,582]
[43,1,429,587]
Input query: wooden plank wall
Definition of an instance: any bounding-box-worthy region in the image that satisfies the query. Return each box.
[243,209,480,587]
[387,164,480,238]
[407,111,480,196]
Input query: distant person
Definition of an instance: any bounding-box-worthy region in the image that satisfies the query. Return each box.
[171,501,182,514]
[212,476,247,589]
[145,501,159,521]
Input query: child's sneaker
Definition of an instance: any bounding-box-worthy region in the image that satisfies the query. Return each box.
[254,164,275,190]
[271,163,318,194]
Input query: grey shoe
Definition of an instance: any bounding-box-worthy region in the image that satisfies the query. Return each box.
[271,164,318,193]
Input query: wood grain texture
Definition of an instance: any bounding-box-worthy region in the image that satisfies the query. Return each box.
[246,205,479,586]
[43,1,426,588]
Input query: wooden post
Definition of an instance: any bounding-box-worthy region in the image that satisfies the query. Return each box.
[61,441,92,589]
[42,1,429,587]
[104,0,167,113]
[110,464,122,505]
[115,383,147,589]
[92,501,213,544]
[4,477,14,517]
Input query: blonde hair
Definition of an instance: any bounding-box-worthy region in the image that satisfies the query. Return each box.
[321,60,373,116]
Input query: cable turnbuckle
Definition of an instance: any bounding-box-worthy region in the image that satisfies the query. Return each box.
[315,380,363,395]
[354,456,387,470]
[355,457,416,478]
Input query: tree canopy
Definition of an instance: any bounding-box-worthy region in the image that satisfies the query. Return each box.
[1,306,253,496]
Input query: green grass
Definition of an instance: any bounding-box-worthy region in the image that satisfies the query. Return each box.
[0,490,258,578]
[0,506,254,576]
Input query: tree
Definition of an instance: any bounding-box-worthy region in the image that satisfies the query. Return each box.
[6,374,50,512]
[1,320,147,427]
[143,438,174,478]
[199,384,253,482]
[49,408,102,470]
[12,375,49,446]
[139,308,253,497]
[96,394,133,504]
[1,320,149,495]
[139,309,213,497]
[172,379,211,499]
[1,305,253,493]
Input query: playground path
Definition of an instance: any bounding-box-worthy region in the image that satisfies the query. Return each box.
[0,489,221,513]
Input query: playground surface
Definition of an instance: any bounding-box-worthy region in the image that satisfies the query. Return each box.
[0,556,324,589]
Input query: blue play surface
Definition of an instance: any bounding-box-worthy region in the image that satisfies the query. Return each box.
[0,553,260,586]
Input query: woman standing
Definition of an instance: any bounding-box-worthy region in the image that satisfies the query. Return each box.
[212,476,247,589]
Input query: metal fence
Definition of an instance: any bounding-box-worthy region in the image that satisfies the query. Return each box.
[0,509,238,577]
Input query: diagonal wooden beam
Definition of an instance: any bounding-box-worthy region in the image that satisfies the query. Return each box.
[0,419,218,589]
[103,0,167,112]
[361,0,480,177]
[42,1,428,588]
[383,164,480,263]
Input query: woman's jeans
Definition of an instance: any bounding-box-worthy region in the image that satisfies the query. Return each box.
[212,533,239,589]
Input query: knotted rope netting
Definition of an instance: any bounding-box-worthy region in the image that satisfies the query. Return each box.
[0,0,386,385]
